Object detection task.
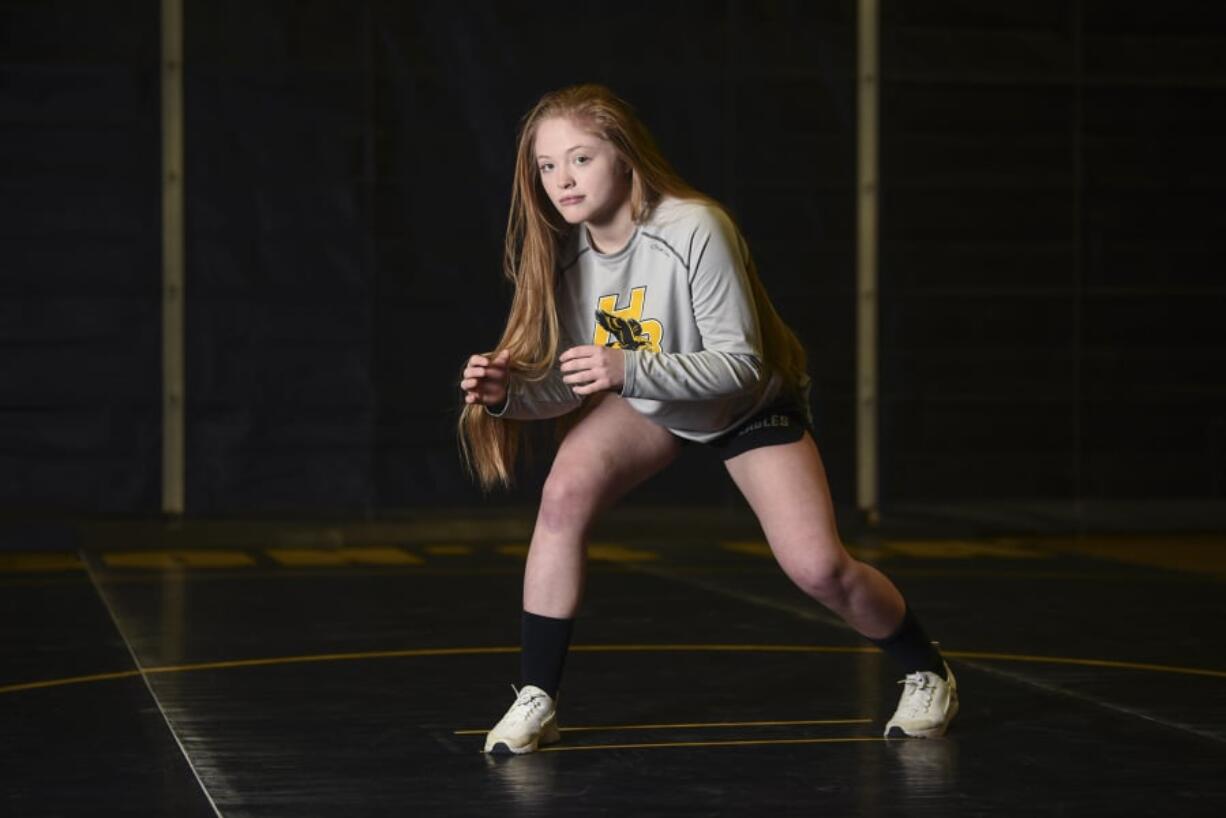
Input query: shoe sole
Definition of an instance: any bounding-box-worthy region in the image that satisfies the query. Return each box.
[885,696,960,739]
[484,721,561,755]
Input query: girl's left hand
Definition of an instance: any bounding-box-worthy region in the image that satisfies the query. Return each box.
[559,345,625,395]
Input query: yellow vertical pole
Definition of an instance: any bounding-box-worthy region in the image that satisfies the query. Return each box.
[161,0,185,514]
[856,0,880,525]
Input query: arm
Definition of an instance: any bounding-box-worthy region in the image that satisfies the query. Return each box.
[485,365,582,421]
[461,350,581,421]
[620,208,765,401]
[621,349,763,401]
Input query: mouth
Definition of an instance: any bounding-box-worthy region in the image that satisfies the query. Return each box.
[559,195,585,206]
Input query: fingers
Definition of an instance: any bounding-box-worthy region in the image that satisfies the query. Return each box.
[471,350,509,372]
[560,346,624,395]
[462,355,490,393]
[464,358,491,379]
[558,345,596,364]
[571,378,610,396]
[560,346,600,384]
[464,362,509,379]
[463,383,504,405]
[562,366,602,388]
[462,351,510,385]
[464,367,508,390]
[558,345,597,373]
[463,345,610,400]
[461,350,511,406]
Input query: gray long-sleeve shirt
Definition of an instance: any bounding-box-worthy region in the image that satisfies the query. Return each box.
[489,197,783,441]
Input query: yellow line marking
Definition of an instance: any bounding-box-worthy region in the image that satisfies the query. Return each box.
[144,646,520,677]
[0,553,83,573]
[103,550,256,569]
[1035,535,1226,578]
[539,736,887,752]
[883,540,1048,560]
[0,646,517,695]
[266,547,423,566]
[721,541,773,557]
[587,544,658,562]
[0,668,144,693]
[500,544,660,561]
[943,650,1226,678]
[423,545,473,556]
[724,539,1049,561]
[3,643,1223,697]
[454,717,871,736]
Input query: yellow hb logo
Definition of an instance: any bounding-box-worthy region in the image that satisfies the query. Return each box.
[593,287,662,352]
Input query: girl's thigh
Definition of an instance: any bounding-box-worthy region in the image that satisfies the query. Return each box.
[548,394,681,509]
[722,432,844,564]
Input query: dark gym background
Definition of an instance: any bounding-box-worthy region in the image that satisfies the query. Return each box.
[4,4,1226,816]
[2,0,1224,525]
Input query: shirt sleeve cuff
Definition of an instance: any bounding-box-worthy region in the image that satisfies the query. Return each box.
[618,350,638,397]
[483,379,513,417]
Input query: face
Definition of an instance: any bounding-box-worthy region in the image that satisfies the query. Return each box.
[533,116,630,226]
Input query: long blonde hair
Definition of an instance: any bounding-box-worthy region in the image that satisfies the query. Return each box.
[458,83,807,490]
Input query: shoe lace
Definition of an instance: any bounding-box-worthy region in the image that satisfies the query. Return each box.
[896,672,937,718]
[508,684,548,721]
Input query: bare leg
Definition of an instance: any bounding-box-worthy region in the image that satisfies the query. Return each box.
[486,396,680,754]
[724,432,905,639]
[524,394,681,618]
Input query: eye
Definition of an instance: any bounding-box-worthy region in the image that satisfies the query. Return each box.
[574,155,590,165]
[539,162,553,173]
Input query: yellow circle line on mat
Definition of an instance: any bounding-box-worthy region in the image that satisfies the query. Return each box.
[453,717,873,736]
[2,643,1224,697]
[538,736,888,752]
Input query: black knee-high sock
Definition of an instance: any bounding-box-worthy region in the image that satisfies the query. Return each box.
[870,605,947,679]
[520,611,574,698]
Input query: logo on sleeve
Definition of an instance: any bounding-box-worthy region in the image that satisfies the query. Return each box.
[592,286,662,352]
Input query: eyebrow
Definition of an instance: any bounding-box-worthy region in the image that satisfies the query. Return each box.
[536,144,594,160]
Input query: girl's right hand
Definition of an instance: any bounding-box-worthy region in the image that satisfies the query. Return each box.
[460,349,511,407]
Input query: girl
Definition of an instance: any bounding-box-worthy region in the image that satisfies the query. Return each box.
[459,84,957,754]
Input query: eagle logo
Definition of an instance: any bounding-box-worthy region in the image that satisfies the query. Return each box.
[592,286,663,352]
[596,309,652,350]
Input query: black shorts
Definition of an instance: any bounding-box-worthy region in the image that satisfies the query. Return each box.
[679,390,815,461]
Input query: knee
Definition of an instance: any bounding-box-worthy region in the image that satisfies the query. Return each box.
[788,550,854,605]
[538,457,606,532]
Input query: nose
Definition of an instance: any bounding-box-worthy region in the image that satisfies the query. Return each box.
[556,167,574,190]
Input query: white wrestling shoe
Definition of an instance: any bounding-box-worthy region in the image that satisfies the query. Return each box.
[483,684,561,755]
[884,663,959,738]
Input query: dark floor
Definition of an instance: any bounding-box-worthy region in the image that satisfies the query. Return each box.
[3,515,1226,816]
